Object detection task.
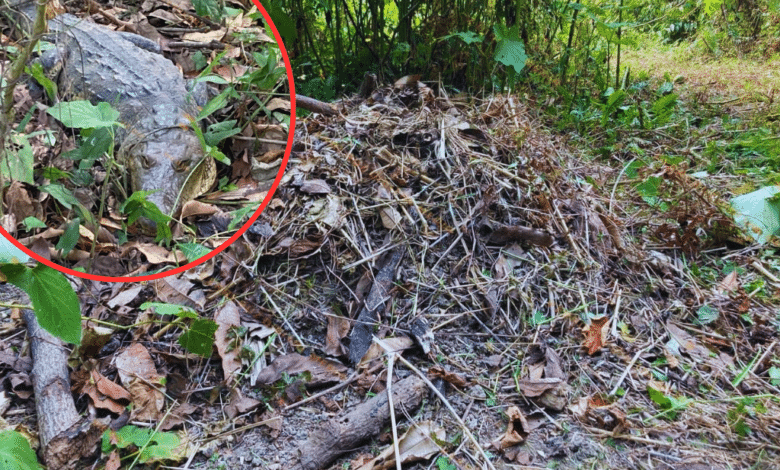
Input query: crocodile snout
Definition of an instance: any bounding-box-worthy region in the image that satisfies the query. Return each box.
[125,128,210,217]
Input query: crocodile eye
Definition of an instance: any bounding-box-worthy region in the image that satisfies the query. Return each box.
[174,159,191,172]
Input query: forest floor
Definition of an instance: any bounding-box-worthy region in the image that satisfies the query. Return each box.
[2,34,780,470]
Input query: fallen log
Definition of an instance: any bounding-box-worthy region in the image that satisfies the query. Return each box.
[22,308,106,468]
[289,374,426,470]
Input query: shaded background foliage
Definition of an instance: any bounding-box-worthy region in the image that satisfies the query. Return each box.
[264,0,779,99]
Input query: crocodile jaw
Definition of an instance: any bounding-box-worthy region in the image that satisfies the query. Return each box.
[125,128,206,217]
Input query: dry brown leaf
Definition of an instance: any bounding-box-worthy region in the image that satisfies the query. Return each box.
[115,344,166,421]
[76,369,130,414]
[428,365,469,389]
[180,200,219,219]
[107,285,144,308]
[214,301,242,382]
[544,347,565,380]
[300,179,332,194]
[128,242,185,265]
[181,29,225,42]
[583,316,609,355]
[716,270,739,294]
[225,387,261,418]
[324,314,350,357]
[152,276,205,309]
[358,336,415,366]
[357,421,445,470]
[254,353,347,386]
[516,378,562,397]
[493,406,529,449]
[379,207,402,230]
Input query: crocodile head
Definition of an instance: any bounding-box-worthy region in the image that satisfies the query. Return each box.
[123,127,215,217]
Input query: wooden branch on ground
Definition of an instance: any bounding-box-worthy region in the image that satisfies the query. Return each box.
[23,309,107,469]
[296,94,337,116]
[289,374,426,470]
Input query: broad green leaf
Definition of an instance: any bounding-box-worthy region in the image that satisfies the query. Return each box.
[55,218,81,256]
[0,430,42,470]
[730,185,780,245]
[177,243,211,262]
[0,263,81,345]
[192,0,222,19]
[47,101,120,129]
[228,203,261,231]
[120,191,173,242]
[635,176,661,198]
[141,302,198,319]
[769,367,780,386]
[22,217,46,231]
[442,31,483,44]
[178,318,218,357]
[493,24,527,74]
[63,127,113,163]
[1,133,35,184]
[103,426,180,463]
[695,304,719,325]
[197,89,230,121]
[39,184,80,210]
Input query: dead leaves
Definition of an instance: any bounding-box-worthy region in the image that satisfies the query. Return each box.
[115,344,166,421]
[583,316,609,355]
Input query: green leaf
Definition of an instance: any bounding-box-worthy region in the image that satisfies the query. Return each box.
[769,366,780,386]
[204,120,242,146]
[730,186,780,245]
[140,302,198,319]
[1,133,35,184]
[695,304,719,325]
[635,176,661,198]
[177,243,211,262]
[103,426,180,463]
[442,30,483,44]
[228,203,260,231]
[40,166,69,181]
[0,263,81,345]
[55,218,81,256]
[0,430,42,470]
[119,191,173,242]
[47,101,121,129]
[192,0,222,19]
[39,184,80,210]
[493,24,527,74]
[197,89,231,121]
[27,62,57,101]
[178,318,218,357]
[63,127,114,163]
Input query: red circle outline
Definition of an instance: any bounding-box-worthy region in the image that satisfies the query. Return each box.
[0,1,296,282]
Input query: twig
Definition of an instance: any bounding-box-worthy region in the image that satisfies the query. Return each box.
[391,350,497,470]
[375,338,402,470]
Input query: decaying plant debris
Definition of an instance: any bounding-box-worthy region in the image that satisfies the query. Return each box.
[2,74,780,469]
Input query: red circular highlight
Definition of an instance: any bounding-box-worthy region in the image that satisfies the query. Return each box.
[0,1,296,283]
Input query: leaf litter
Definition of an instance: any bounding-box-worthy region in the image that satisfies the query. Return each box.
[1,76,779,469]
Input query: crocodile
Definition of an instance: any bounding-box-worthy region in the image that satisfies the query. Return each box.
[5,2,216,219]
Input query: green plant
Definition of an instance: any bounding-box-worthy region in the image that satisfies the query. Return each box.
[647,386,690,421]
[0,430,42,470]
[0,242,81,345]
[141,302,218,357]
[101,425,180,466]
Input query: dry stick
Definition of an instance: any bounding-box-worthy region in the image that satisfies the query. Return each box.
[375,338,402,470]
[609,341,655,396]
[391,353,497,470]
